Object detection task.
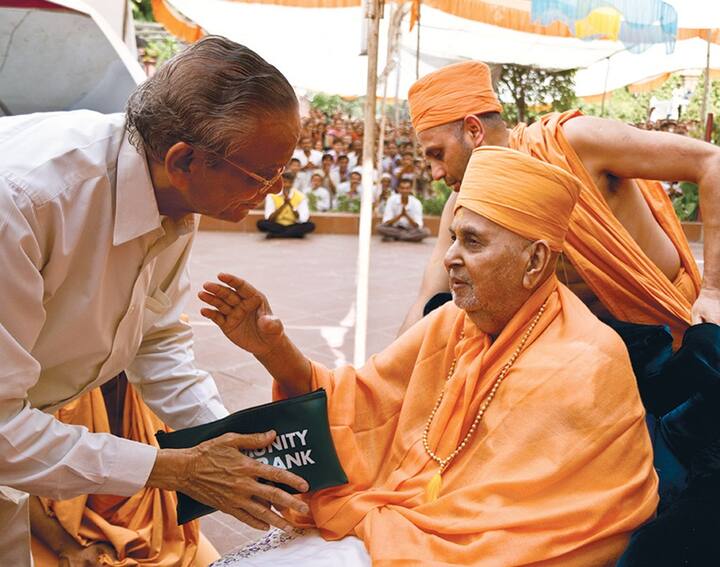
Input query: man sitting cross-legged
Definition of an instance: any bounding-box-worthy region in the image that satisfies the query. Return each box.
[257,171,315,239]
[376,177,431,242]
[199,147,657,566]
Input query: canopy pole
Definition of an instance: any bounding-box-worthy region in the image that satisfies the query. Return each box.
[415,0,421,80]
[701,35,711,130]
[354,0,382,367]
[377,83,389,180]
[377,2,405,191]
[600,56,611,117]
[394,39,402,129]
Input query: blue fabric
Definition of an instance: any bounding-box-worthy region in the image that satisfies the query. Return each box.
[611,322,720,566]
[422,292,453,317]
[531,0,678,53]
[646,415,687,509]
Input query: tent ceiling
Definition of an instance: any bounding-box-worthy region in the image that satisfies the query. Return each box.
[168,0,628,97]
[164,0,720,98]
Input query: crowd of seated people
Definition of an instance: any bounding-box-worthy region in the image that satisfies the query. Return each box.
[284,109,432,220]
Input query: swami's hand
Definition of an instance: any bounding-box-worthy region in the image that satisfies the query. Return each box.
[148,431,310,532]
[199,273,285,356]
[692,287,720,325]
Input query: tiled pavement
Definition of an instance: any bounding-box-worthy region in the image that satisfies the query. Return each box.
[189,232,704,556]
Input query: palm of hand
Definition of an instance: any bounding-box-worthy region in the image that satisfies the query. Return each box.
[199,276,284,356]
[219,296,277,354]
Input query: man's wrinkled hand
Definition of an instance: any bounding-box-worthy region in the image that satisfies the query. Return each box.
[182,431,310,531]
[199,273,285,356]
[150,431,310,532]
[692,287,720,325]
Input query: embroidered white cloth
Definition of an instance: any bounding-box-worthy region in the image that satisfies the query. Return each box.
[213,529,371,567]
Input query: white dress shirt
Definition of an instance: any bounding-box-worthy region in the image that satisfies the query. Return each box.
[321,168,341,191]
[292,148,322,168]
[347,151,360,170]
[382,193,425,228]
[0,111,228,500]
[331,165,351,185]
[310,186,332,212]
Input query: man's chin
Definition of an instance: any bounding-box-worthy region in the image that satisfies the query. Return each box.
[451,290,477,312]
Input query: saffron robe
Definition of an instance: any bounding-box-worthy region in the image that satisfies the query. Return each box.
[31,382,218,567]
[277,277,658,566]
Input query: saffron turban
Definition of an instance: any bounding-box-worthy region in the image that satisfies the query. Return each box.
[455,146,582,251]
[408,61,502,134]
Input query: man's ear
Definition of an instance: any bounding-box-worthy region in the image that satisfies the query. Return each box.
[522,240,552,290]
[164,142,198,190]
[463,114,486,148]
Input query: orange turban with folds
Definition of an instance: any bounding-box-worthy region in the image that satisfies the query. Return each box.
[409,61,502,133]
[455,146,582,251]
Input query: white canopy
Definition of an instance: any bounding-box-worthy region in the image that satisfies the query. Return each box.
[167,0,720,98]
[167,0,628,97]
[575,36,720,97]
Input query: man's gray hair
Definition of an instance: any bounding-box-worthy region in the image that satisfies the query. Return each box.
[126,35,298,161]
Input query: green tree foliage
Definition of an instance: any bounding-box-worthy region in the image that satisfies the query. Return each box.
[144,36,182,66]
[309,93,364,119]
[682,74,720,122]
[578,72,717,141]
[683,73,720,142]
[335,194,361,213]
[306,192,319,213]
[497,64,577,124]
[419,180,451,217]
[671,181,699,221]
[132,0,154,22]
[580,74,683,124]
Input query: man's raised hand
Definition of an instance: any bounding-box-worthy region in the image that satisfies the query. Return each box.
[199,273,285,355]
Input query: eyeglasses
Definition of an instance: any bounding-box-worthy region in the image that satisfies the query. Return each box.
[216,154,285,192]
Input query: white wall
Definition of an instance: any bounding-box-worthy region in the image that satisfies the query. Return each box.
[84,0,136,49]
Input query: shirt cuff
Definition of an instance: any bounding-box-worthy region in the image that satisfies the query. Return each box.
[193,398,230,426]
[100,437,158,497]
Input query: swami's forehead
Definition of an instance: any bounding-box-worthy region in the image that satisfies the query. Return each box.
[451,208,512,240]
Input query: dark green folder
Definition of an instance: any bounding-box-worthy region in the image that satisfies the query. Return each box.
[155,388,348,524]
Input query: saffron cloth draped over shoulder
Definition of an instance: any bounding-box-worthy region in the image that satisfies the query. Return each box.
[510,110,701,344]
[275,147,658,566]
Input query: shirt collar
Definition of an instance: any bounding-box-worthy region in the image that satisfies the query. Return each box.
[113,131,163,246]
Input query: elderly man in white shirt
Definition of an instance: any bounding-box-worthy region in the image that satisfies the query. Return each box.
[377,178,431,242]
[0,36,310,566]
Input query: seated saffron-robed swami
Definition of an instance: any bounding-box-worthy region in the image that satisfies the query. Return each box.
[199,147,658,566]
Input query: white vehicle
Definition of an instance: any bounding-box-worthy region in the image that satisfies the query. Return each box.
[0,0,144,116]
